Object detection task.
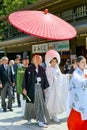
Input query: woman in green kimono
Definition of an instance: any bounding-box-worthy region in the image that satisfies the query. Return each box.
[16,52,29,116]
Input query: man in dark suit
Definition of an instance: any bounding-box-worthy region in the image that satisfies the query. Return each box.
[0,56,15,112]
[68,58,77,74]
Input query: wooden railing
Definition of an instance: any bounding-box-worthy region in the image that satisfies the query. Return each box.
[61,10,87,22]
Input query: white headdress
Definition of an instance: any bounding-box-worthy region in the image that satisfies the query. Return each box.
[45,50,61,67]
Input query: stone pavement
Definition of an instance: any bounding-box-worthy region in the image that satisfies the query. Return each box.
[0,99,68,130]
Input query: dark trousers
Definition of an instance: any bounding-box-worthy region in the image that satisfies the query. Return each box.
[17,93,21,106]
[1,85,13,109]
[12,86,15,99]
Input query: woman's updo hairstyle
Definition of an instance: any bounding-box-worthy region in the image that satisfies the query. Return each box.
[50,57,58,64]
[77,56,86,63]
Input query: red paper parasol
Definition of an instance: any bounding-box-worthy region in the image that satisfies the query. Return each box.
[8,9,77,40]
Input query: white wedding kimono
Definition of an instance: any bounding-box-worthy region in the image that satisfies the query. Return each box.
[45,65,69,117]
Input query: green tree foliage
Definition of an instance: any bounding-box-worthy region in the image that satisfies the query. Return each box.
[0,0,27,16]
[0,0,40,41]
[0,0,40,16]
[29,0,40,4]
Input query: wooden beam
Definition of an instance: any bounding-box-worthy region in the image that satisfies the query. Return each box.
[0,36,39,47]
[44,0,87,14]
[4,44,31,53]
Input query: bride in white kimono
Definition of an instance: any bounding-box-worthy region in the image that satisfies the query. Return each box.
[45,50,69,122]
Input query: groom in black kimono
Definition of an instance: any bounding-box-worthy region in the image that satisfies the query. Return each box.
[22,54,50,127]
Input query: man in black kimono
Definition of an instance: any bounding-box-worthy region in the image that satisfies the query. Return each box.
[23,54,50,127]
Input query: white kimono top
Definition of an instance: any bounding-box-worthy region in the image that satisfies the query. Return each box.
[69,67,87,120]
[45,65,69,117]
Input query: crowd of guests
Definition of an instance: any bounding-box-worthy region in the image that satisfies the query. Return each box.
[0,53,29,111]
[0,50,87,129]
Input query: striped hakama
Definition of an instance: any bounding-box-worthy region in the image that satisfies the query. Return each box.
[24,83,50,123]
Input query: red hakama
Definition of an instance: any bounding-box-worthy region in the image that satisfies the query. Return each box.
[67,109,87,130]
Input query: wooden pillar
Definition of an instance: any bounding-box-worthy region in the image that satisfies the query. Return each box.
[70,38,77,55]
[4,47,7,56]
